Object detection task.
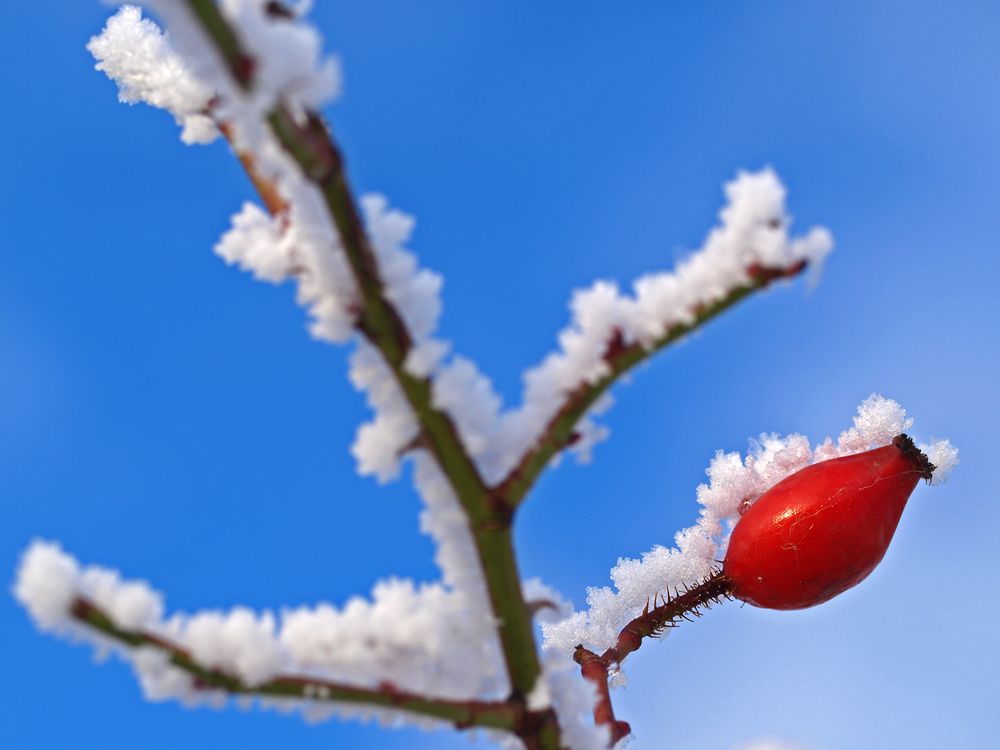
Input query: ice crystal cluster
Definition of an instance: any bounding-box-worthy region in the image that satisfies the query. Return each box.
[15,3,956,749]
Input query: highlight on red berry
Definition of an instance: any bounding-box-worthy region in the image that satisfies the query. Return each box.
[724,434,938,610]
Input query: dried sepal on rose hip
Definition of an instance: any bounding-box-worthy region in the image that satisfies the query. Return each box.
[723,434,936,610]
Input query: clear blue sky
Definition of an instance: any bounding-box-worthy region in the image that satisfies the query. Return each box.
[2,2,998,748]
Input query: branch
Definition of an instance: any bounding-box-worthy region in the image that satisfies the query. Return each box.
[70,597,527,732]
[572,647,631,746]
[496,262,807,508]
[181,0,548,732]
[215,118,287,215]
[574,571,733,745]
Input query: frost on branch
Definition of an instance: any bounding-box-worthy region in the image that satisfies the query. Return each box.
[398,169,835,487]
[341,169,836,487]
[89,3,340,143]
[15,541,506,711]
[488,169,834,473]
[88,6,835,496]
[542,395,958,657]
[87,5,216,143]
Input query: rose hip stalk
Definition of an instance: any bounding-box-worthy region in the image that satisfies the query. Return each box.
[723,434,936,610]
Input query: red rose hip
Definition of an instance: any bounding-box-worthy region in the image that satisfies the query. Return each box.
[723,435,935,610]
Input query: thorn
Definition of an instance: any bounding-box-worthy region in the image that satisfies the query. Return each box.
[526,599,559,618]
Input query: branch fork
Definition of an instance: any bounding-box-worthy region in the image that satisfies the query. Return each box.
[34,4,829,748]
[574,571,735,745]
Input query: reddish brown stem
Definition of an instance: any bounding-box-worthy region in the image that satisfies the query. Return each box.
[574,571,734,744]
[573,646,631,745]
[604,570,733,665]
[215,119,288,216]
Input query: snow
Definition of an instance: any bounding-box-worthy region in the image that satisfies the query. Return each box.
[87,5,217,144]
[214,201,293,282]
[486,169,833,476]
[13,540,81,631]
[922,437,960,485]
[14,539,505,710]
[184,608,285,686]
[99,1,340,129]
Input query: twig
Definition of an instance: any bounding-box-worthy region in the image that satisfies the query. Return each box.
[573,647,631,745]
[574,570,734,745]
[496,263,807,509]
[71,597,530,732]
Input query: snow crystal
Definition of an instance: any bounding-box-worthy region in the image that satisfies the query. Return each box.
[131,646,221,706]
[542,394,956,656]
[88,6,217,144]
[536,646,609,750]
[411,451,497,621]
[214,0,341,112]
[363,194,444,342]
[133,0,339,122]
[837,393,912,454]
[403,338,451,379]
[349,342,419,482]
[432,357,503,460]
[79,567,164,631]
[281,577,504,699]
[214,202,294,282]
[185,608,285,686]
[14,540,80,630]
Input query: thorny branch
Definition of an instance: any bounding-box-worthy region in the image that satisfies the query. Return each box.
[574,570,734,743]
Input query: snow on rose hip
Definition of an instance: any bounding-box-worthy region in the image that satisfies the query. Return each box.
[723,434,936,610]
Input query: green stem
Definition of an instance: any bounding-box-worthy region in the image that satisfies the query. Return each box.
[179,1,549,738]
[496,263,807,509]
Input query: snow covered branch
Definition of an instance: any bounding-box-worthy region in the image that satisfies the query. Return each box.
[495,170,833,508]
[13,541,541,735]
[90,0,549,715]
[573,570,732,741]
[17,3,961,748]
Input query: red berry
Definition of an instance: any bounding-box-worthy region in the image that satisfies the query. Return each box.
[723,435,935,610]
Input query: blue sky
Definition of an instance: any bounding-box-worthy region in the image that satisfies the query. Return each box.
[2,2,998,748]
